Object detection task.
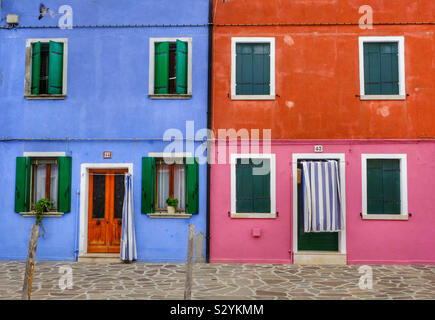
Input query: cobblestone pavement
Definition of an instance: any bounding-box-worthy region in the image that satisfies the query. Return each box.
[0,261,434,300]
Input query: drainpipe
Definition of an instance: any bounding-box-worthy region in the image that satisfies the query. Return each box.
[73,189,80,261]
[206,0,213,263]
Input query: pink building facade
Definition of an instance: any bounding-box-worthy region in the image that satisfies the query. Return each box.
[210,140,435,264]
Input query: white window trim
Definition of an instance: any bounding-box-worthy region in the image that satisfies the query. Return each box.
[24,38,68,99]
[361,154,408,220]
[358,36,406,100]
[231,37,276,100]
[292,153,347,255]
[79,163,134,256]
[148,37,193,98]
[230,153,276,218]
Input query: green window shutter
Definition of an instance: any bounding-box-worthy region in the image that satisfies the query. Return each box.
[236,43,270,95]
[175,40,188,94]
[236,159,254,213]
[367,159,384,214]
[382,159,401,214]
[185,158,199,214]
[367,159,401,214]
[154,42,170,94]
[48,41,64,94]
[236,43,253,95]
[141,157,156,213]
[364,42,399,95]
[15,157,31,213]
[31,42,41,95]
[252,159,271,213]
[57,156,72,213]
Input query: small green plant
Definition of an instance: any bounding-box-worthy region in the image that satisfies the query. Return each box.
[166,197,179,208]
[34,198,54,237]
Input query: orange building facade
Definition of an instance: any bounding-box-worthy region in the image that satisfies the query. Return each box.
[209,0,435,264]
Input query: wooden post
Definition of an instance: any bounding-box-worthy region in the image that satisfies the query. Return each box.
[184,224,195,300]
[22,225,39,300]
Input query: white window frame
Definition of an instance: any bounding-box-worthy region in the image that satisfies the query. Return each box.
[24,38,68,99]
[361,154,408,220]
[358,36,406,100]
[231,37,275,100]
[148,37,193,99]
[230,153,276,218]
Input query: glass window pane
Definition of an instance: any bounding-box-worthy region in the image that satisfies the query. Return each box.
[92,175,106,219]
[34,164,47,205]
[114,175,125,219]
[157,165,170,209]
[50,164,58,208]
[174,164,185,210]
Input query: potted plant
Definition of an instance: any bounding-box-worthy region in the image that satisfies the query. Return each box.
[34,198,54,238]
[166,197,179,214]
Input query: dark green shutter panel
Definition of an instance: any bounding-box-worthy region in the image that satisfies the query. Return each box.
[382,159,401,214]
[31,42,41,95]
[236,43,270,95]
[236,159,253,213]
[48,41,64,94]
[175,40,188,94]
[364,42,399,95]
[367,159,384,214]
[141,157,155,213]
[185,157,199,214]
[252,159,271,213]
[154,42,170,94]
[15,157,31,213]
[367,159,401,214]
[57,156,72,213]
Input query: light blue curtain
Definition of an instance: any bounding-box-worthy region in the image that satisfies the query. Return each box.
[120,174,137,261]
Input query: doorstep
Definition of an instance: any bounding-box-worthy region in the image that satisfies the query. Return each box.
[78,253,121,263]
[293,251,347,265]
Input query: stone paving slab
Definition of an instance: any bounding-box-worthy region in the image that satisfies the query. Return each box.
[0,261,434,300]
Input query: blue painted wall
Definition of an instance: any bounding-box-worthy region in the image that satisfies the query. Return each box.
[0,0,209,262]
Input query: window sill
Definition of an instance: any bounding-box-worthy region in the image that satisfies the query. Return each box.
[24,94,67,100]
[231,95,275,101]
[147,212,192,219]
[360,95,406,101]
[362,214,408,220]
[18,212,65,217]
[148,94,192,100]
[230,212,276,219]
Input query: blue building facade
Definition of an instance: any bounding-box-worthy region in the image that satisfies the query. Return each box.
[0,0,210,262]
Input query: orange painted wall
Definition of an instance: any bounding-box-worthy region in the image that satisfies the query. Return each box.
[211,0,435,139]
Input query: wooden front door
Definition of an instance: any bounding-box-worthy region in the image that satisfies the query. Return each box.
[88,169,127,253]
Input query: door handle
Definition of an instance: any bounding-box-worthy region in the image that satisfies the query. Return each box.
[96,220,101,225]
[118,221,122,225]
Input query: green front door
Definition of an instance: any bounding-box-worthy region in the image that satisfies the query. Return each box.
[297,163,339,251]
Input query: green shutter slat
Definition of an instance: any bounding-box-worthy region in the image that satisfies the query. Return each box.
[185,157,199,214]
[15,157,31,213]
[252,43,270,95]
[48,41,64,94]
[154,42,169,94]
[262,43,271,95]
[141,157,155,213]
[382,159,401,214]
[364,43,381,95]
[236,159,253,213]
[367,159,384,214]
[31,42,41,95]
[57,156,72,213]
[175,40,188,94]
[252,159,271,213]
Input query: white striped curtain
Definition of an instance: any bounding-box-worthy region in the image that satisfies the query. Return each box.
[302,160,343,232]
[121,174,137,261]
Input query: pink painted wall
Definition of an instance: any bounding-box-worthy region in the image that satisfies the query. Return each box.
[209,140,435,264]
